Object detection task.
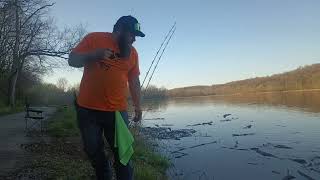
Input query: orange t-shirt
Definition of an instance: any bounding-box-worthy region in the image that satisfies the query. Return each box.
[72,32,140,111]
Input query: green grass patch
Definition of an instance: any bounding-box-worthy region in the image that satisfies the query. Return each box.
[47,106,80,137]
[132,133,170,180]
[0,106,24,116]
[46,106,170,179]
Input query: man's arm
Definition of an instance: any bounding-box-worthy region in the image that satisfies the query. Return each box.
[68,51,96,68]
[68,49,114,68]
[129,76,142,122]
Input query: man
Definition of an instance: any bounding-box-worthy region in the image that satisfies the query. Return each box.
[68,15,145,180]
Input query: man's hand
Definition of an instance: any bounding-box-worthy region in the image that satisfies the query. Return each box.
[132,108,142,122]
[129,76,141,122]
[91,48,115,60]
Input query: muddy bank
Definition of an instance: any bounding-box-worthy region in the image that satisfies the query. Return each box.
[139,127,196,140]
[0,137,95,180]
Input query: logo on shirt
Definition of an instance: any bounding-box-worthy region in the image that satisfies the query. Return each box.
[99,62,111,71]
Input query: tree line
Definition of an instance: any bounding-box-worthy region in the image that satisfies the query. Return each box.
[168,64,320,97]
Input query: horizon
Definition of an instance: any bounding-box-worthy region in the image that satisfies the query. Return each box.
[46,63,319,90]
[43,0,320,89]
[169,63,320,90]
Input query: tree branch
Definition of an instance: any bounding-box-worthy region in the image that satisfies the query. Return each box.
[27,50,69,60]
[21,3,55,28]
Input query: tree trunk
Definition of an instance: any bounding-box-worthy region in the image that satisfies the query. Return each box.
[8,69,19,107]
[7,0,21,108]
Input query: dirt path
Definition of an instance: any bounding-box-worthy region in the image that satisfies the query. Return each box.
[0,107,56,176]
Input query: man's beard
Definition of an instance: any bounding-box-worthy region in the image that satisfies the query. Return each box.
[118,34,131,58]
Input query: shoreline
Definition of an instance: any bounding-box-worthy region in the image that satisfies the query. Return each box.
[1,106,170,180]
[169,88,320,99]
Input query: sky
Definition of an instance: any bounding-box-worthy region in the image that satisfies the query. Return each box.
[43,0,320,89]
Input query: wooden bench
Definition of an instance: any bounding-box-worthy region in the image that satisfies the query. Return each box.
[25,104,44,135]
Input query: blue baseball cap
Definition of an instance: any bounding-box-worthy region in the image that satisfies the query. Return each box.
[115,15,145,37]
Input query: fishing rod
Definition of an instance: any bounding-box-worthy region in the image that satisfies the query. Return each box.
[144,26,176,90]
[131,23,178,178]
[138,24,176,121]
[129,23,176,123]
[141,22,176,89]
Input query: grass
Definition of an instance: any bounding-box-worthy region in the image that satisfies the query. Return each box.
[45,106,170,180]
[132,133,170,180]
[47,106,80,137]
[0,105,24,116]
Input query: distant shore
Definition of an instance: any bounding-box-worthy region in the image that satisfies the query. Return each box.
[169,88,320,99]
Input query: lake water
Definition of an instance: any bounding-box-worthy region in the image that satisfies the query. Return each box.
[141,91,320,180]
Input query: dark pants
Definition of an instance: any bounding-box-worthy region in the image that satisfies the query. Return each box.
[76,106,133,180]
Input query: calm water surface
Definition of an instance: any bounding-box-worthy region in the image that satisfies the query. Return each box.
[141,91,320,180]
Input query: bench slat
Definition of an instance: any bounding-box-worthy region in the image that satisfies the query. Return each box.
[25,116,44,119]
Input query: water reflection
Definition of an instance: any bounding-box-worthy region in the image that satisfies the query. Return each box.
[140,91,320,180]
[141,98,169,113]
[165,91,320,113]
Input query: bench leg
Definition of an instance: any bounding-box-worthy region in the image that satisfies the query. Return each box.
[25,117,28,132]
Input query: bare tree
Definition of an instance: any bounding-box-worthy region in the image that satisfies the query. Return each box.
[56,77,68,92]
[0,1,14,77]
[0,0,85,107]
